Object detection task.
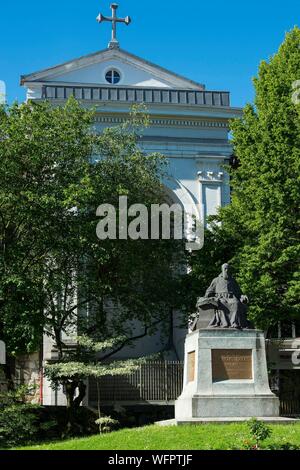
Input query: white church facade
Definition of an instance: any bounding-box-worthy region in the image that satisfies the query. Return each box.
[19,6,244,406]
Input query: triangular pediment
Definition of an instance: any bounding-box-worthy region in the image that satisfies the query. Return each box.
[21,48,204,90]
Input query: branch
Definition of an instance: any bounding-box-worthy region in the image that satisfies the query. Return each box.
[99,319,163,361]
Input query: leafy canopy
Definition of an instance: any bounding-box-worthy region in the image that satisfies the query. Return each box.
[189,27,300,328]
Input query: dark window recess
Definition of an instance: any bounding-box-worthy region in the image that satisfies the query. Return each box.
[105,70,121,84]
[280,321,293,338]
[229,154,239,169]
[295,320,300,338]
[267,323,279,339]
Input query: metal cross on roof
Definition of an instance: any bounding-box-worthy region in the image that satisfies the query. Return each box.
[96,3,131,49]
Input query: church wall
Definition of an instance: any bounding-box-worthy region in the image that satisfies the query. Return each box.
[105,325,168,360]
[135,126,228,141]
[26,85,43,100]
[95,126,226,140]
[43,59,174,89]
[42,376,66,406]
[14,352,41,404]
[172,312,188,359]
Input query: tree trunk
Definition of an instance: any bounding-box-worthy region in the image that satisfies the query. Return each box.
[73,380,86,408]
[64,379,87,435]
[65,381,78,434]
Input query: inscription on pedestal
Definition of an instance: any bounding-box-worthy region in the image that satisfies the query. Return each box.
[212,349,252,381]
[187,351,196,382]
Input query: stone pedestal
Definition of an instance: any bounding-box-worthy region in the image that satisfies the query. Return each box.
[175,329,279,421]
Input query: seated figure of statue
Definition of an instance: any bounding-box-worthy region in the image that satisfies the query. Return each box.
[191,263,252,330]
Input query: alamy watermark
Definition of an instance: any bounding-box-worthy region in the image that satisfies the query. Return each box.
[96,196,204,251]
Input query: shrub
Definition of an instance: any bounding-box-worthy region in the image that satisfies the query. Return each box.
[266,442,300,450]
[0,385,59,448]
[246,418,272,450]
[95,416,119,434]
[0,403,41,448]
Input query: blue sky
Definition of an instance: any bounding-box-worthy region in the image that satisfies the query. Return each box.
[0,0,298,106]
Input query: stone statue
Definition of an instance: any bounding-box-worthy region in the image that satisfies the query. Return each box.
[190,263,252,330]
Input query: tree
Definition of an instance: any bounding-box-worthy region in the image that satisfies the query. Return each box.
[0,98,96,358]
[44,336,144,433]
[190,27,300,329]
[40,106,186,420]
[0,97,187,408]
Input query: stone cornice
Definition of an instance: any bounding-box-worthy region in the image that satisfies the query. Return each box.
[94,114,229,128]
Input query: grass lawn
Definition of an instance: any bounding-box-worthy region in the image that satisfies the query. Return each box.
[16,423,300,450]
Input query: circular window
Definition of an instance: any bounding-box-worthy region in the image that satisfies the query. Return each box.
[105,69,121,84]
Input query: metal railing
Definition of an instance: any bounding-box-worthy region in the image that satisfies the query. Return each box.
[88,360,184,404]
[280,399,300,416]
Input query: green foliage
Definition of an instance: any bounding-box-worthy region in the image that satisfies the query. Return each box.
[0,384,36,405]
[266,442,300,450]
[44,357,143,384]
[43,335,153,426]
[0,385,45,448]
[0,93,187,429]
[0,96,187,376]
[44,335,152,387]
[95,416,119,434]
[0,403,41,448]
[246,418,272,449]
[0,97,96,354]
[190,27,300,329]
[76,335,127,353]
[23,100,185,414]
